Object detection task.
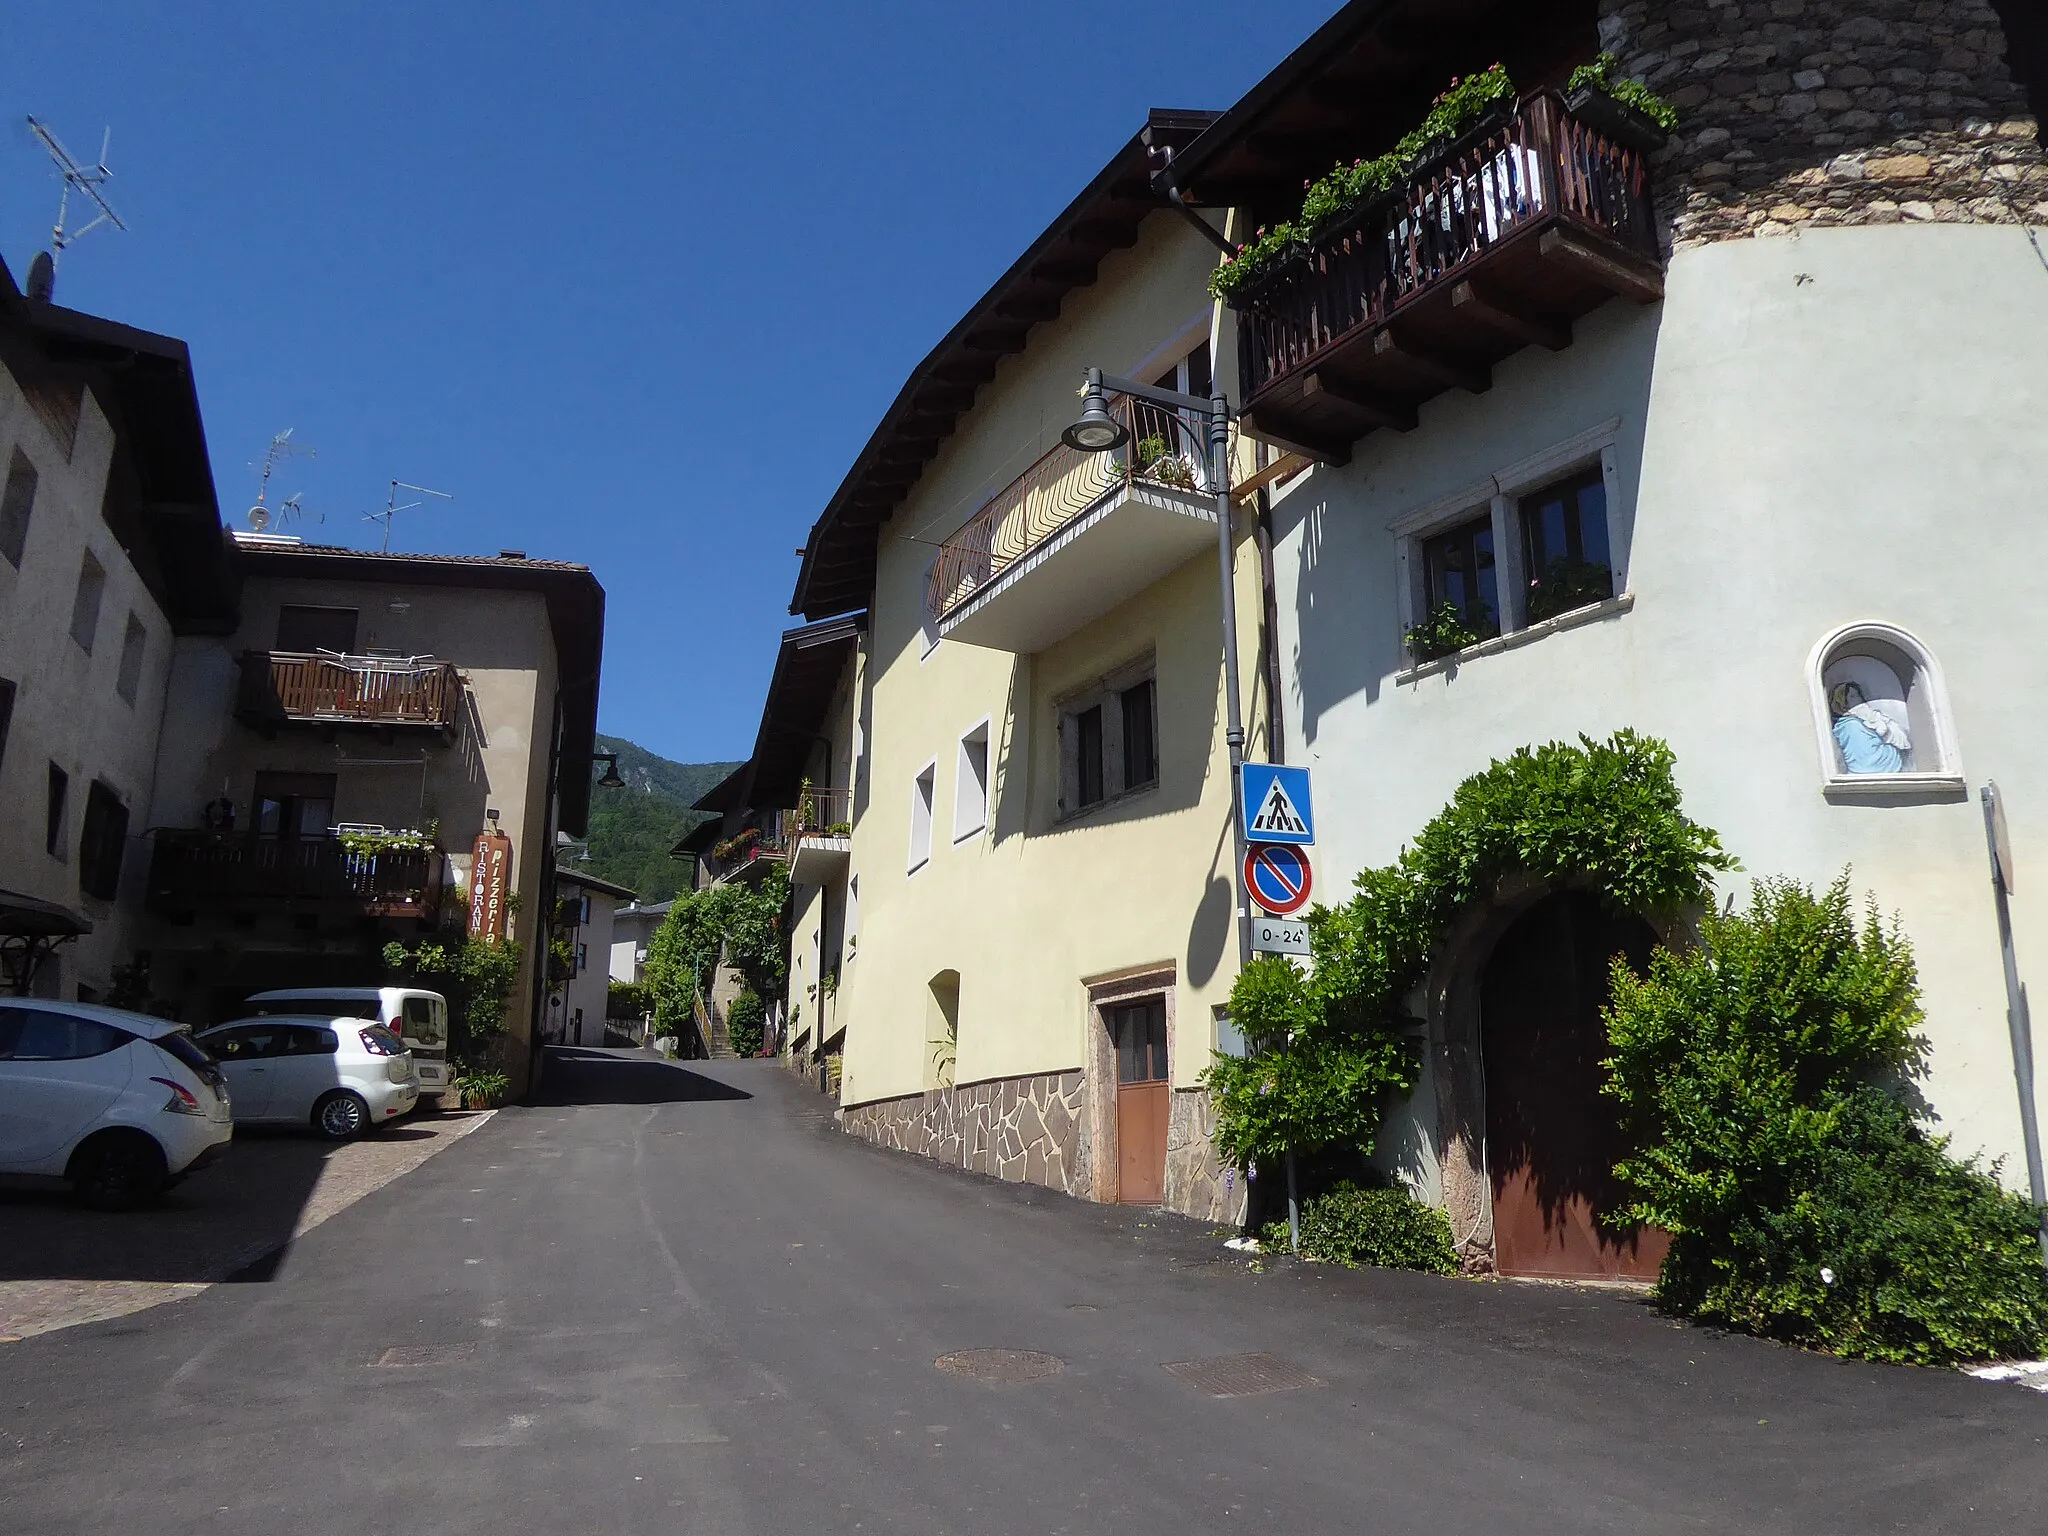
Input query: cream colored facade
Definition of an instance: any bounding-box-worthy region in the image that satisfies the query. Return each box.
[827,212,1261,1218]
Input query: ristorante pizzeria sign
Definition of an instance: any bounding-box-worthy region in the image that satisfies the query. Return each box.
[468,829,513,940]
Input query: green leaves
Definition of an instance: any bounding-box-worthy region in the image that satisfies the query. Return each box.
[1602,876,2048,1364]
[644,866,792,1037]
[1566,53,1681,131]
[725,991,766,1057]
[1261,1183,1459,1274]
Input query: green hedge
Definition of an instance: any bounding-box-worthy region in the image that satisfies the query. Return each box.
[1605,876,2048,1364]
[1265,1183,1459,1274]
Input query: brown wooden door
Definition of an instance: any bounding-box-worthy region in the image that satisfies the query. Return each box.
[1481,892,1670,1280]
[1110,998,1168,1206]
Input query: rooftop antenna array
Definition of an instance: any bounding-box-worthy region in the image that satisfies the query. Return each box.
[24,116,127,300]
[364,480,454,552]
[247,429,320,533]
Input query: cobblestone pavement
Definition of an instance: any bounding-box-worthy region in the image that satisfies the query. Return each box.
[0,1110,495,1340]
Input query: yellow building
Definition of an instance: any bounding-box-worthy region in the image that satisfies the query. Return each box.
[783,111,1267,1219]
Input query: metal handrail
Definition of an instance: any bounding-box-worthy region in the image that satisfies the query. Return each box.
[793,787,853,835]
[1233,92,1660,400]
[926,392,1221,625]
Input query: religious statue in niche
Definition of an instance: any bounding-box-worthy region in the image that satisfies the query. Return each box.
[1825,653,1914,774]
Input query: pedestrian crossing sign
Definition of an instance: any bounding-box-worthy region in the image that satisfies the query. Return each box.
[1240,764,1314,846]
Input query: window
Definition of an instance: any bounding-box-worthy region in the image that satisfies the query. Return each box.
[1519,468,1613,624]
[1109,997,1168,1085]
[1059,657,1159,818]
[0,448,35,567]
[70,552,106,653]
[0,678,15,775]
[285,1025,341,1056]
[1421,515,1500,639]
[1130,340,1214,489]
[0,1008,130,1061]
[576,943,589,975]
[908,763,935,872]
[1807,623,1963,795]
[46,763,69,859]
[846,875,859,955]
[954,721,990,841]
[116,613,147,705]
[254,771,337,841]
[275,605,359,653]
[78,780,129,901]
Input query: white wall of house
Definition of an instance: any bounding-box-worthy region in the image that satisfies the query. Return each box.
[1267,222,2048,1194]
[0,368,175,998]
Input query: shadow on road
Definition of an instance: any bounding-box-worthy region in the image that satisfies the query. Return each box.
[535,1046,752,1107]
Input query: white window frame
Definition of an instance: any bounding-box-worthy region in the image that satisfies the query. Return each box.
[1390,418,1628,668]
[1806,621,1965,800]
[953,718,990,843]
[907,761,936,873]
[1055,652,1158,822]
[845,874,858,958]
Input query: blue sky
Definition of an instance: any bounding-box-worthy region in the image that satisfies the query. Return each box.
[2,2,1332,763]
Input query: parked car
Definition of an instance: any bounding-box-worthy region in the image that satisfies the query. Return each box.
[244,987,452,1106]
[195,1016,418,1139]
[0,999,234,1210]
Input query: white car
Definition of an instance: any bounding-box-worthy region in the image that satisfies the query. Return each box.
[0,999,234,1210]
[244,987,452,1105]
[196,1016,418,1139]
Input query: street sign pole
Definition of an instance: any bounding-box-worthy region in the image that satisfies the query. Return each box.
[1983,782,2048,1275]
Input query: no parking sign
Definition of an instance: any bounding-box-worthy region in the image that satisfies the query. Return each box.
[1244,842,1313,916]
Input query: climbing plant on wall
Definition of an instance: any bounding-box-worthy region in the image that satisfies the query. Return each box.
[1206,731,1734,1169]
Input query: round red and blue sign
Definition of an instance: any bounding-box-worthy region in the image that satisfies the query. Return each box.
[1244,842,1313,917]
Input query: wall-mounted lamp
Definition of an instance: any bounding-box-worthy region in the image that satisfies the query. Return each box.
[593,751,625,789]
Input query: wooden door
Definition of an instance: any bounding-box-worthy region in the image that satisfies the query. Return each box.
[1481,893,1669,1280]
[1110,998,1168,1206]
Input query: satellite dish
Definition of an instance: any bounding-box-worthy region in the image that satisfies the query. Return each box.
[248,504,270,532]
[25,251,55,302]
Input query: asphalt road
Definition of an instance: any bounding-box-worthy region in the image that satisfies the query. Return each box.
[2,1046,2043,1535]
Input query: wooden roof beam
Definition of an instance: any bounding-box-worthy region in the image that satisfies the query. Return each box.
[1451,281,1570,352]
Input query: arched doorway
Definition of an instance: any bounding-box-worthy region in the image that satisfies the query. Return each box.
[1480,891,1668,1280]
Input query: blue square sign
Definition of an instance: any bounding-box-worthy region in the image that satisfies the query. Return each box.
[1240,763,1314,845]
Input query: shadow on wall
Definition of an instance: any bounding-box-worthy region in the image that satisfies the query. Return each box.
[533,1045,753,1106]
[990,653,1032,849]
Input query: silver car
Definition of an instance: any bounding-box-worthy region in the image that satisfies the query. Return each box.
[196,1016,418,1139]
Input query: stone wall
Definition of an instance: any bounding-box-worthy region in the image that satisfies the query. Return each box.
[1165,1089,1248,1224]
[1598,0,2046,245]
[840,1072,1093,1198]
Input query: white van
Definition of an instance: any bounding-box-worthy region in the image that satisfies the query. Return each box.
[245,987,452,1104]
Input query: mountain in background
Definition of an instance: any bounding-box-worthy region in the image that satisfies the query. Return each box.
[564,735,742,905]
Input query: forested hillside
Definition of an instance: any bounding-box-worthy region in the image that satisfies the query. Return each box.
[567,736,741,903]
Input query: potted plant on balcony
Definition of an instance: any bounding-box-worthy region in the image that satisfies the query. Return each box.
[1524,558,1615,624]
[1563,54,1678,155]
[1399,64,1519,179]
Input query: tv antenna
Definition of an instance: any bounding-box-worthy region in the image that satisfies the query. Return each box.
[247,429,319,532]
[24,117,127,299]
[363,479,453,552]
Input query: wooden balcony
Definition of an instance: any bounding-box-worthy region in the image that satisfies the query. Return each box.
[926,392,1221,653]
[1230,92,1664,459]
[147,832,446,921]
[236,651,464,733]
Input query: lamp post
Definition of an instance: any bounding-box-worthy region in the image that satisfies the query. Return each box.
[1063,367,1252,971]
[593,752,626,790]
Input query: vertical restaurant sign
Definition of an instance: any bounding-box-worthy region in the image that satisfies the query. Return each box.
[468,830,514,940]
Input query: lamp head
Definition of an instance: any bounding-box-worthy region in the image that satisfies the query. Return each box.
[595,752,625,790]
[1061,374,1128,454]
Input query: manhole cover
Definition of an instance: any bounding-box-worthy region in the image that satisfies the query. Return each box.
[371,1343,476,1368]
[1161,1352,1321,1398]
[933,1348,1065,1383]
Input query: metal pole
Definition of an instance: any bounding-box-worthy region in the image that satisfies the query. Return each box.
[1983,783,2048,1272]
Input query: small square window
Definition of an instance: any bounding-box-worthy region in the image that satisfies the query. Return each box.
[1420,515,1499,640]
[70,553,106,654]
[78,781,129,901]
[1058,656,1159,818]
[116,613,147,704]
[0,449,36,568]
[954,722,989,840]
[908,763,935,872]
[1519,468,1613,624]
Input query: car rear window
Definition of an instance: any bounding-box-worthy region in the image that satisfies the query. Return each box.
[401,996,446,1045]
[252,996,381,1020]
[155,1030,217,1071]
[360,1024,407,1056]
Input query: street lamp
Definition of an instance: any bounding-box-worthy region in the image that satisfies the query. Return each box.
[1062,365,1250,973]
[594,751,626,790]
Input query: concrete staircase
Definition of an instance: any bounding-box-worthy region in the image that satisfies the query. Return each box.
[697,993,736,1060]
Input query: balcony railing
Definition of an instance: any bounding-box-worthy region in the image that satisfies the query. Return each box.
[792,787,853,837]
[1232,92,1662,444]
[237,651,464,730]
[147,832,445,919]
[927,391,1220,629]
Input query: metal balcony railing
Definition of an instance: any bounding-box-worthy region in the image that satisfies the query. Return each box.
[237,651,464,730]
[1232,92,1660,403]
[147,832,445,919]
[792,787,853,837]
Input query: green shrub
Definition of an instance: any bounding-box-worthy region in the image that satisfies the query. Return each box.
[1265,1182,1459,1274]
[726,991,765,1057]
[1604,876,2048,1364]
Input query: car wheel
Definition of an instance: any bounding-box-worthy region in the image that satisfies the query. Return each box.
[70,1131,169,1212]
[313,1090,370,1141]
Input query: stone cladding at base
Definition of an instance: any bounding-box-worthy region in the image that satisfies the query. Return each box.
[840,1074,1247,1222]
[840,1072,1093,1197]
[1598,0,2045,245]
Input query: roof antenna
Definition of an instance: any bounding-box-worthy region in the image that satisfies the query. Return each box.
[363,479,454,552]
[247,429,321,533]
[24,116,128,300]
